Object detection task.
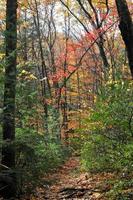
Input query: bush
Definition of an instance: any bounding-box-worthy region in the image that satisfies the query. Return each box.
[81,134,133,172]
[80,80,133,173]
[106,179,133,200]
[15,128,70,195]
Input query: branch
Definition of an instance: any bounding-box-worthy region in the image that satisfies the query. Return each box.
[59,17,119,89]
[60,0,89,33]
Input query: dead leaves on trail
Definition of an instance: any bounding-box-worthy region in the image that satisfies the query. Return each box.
[31,157,115,200]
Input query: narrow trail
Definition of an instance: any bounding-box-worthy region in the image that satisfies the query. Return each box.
[34,157,112,200]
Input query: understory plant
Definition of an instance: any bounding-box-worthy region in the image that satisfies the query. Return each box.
[81,80,133,173]
[14,128,70,195]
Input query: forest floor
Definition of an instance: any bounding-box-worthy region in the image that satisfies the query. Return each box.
[29,156,116,200]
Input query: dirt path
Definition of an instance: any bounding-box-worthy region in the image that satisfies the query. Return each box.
[35,156,80,199]
[33,157,112,200]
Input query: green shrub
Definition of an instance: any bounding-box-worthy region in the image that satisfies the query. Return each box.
[81,134,133,172]
[106,179,133,200]
[15,128,70,195]
[80,80,133,173]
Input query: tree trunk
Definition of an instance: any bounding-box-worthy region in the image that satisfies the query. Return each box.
[0,0,17,198]
[2,0,17,168]
[115,0,133,78]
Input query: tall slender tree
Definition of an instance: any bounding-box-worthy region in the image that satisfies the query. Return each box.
[2,0,17,168]
[0,0,17,198]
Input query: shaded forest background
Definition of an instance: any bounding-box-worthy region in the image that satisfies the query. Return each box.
[0,0,133,199]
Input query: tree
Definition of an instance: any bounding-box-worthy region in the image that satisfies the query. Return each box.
[0,0,17,198]
[60,0,110,80]
[115,0,133,78]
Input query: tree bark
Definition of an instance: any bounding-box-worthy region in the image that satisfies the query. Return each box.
[115,0,133,78]
[0,0,17,198]
[0,1,17,198]
[2,0,17,169]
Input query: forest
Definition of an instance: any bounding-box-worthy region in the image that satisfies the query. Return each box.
[0,0,133,199]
